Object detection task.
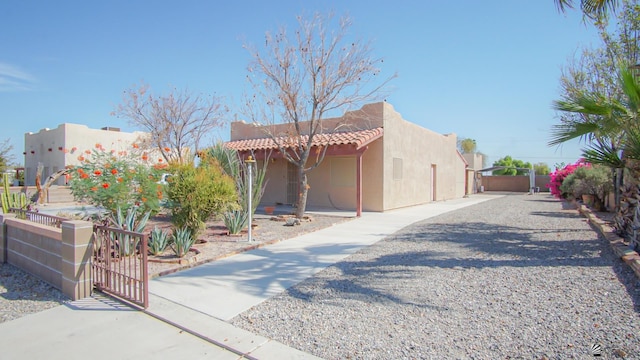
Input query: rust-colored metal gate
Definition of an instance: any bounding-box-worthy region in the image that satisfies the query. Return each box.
[92,225,149,308]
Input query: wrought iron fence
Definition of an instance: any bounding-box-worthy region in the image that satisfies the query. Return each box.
[9,208,67,228]
[92,224,149,308]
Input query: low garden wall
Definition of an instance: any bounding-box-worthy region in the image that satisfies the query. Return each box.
[481,175,551,192]
[0,214,93,300]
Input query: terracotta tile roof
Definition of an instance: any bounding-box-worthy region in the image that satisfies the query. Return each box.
[226,127,383,152]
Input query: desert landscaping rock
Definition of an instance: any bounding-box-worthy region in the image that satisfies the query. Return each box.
[0,263,67,324]
[230,195,640,359]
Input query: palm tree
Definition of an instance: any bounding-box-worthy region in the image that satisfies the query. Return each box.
[551,65,640,250]
[555,0,618,19]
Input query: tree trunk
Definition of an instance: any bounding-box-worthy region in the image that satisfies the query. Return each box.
[295,168,308,218]
[614,162,640,251]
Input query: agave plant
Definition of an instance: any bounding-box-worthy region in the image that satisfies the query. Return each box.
[170,226,195,258]
[110,206,151,256]
[223,209,248,235]
[149,226,171,256]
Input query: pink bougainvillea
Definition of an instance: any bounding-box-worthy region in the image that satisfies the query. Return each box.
[546,159,590,199]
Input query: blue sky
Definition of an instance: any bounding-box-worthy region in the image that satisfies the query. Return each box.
[1,1,601,168]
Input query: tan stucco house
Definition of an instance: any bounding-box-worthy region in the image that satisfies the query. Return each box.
[24,123,149,186]
[226,102,468,215]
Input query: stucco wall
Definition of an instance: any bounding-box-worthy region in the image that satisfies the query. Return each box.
[261,159,288,205]
[230,103,385,140]
[236,102,465,213]
[481,175,551,192]
[381,103,462,210]
[303,137,384,211]
[24,123,149,186]
[260,137,384,212]
[462,153,484,171]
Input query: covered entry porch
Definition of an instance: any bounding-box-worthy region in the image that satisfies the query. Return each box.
[225,128,384,217]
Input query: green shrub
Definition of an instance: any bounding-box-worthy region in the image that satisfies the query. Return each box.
[166,156,237,237]
[170,227,195,258]
[69,145,166,216]
[560,164,613,206]
[149,226,170,256]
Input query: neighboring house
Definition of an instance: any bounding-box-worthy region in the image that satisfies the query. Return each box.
[462,153,485,194]
[225,102,468,215]
[24,123,149,186]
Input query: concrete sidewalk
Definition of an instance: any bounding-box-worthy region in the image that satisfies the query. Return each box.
[0,194,502,360]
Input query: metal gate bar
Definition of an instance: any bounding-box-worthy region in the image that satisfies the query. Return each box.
[92,225,149,308]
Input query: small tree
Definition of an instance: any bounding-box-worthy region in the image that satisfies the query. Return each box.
[113,83,227,164]
[457,138,477,154]
[69,145,165,216]
[492,156,532,176]
[243,12,395,218]
[534,162,551,175]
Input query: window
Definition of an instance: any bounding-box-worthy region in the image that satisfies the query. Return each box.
[393,158,403,180]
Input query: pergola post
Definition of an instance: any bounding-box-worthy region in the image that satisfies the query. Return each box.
[356,152,363,217]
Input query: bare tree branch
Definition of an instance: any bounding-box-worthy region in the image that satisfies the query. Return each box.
[243,12,395,217]
[113,83,228,164]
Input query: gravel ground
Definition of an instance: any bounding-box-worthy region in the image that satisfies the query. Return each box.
[0,263,67,324]
[230,194,640,359]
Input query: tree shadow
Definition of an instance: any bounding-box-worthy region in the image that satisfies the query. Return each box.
[282,217,639,314]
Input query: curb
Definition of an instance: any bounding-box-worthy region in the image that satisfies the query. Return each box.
[576,203,640,280]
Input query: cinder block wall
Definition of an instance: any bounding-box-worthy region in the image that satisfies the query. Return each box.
[0,214,93,300]
[4,217,63,288]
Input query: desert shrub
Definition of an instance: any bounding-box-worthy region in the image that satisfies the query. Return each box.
[206,144,268,215]
[547,159,589,199]
[69,145,166,216]
[560,164,613,206]
[166,155,236,237]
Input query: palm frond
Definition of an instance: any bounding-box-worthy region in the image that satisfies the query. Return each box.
[582,141,624,168]
[622,128,640,161]
[549,121,600,147]
[553,96,612,116]
[620,67,640,113]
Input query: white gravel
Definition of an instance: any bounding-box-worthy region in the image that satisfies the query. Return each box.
[230,194,640,359]
[0,263,67,324]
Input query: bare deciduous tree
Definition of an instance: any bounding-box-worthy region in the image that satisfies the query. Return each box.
[113,83,227,164]
[0,138,14,173]
[243,12,395,217]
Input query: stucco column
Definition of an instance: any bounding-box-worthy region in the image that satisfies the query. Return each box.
[0,213,17,263]
[61,220,94,300]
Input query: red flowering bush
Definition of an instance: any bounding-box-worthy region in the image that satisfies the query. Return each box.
[546,159,589,199]
[69,145,165,216]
